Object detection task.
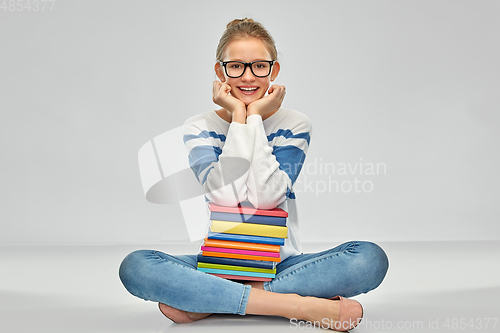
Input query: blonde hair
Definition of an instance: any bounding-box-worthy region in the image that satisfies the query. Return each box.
[216,18,278,62]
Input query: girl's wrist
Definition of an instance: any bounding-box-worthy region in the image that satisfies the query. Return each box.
[231,108,246,124]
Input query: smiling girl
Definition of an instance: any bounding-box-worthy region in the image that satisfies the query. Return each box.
[119,18,389,331]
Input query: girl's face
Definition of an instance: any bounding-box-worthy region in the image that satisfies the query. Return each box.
[215,37,280,106]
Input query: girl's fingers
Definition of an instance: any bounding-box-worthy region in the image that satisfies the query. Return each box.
[268,85,286,102]
[223,82,231,94]
[213,81,222,97]
[269,85,285,95]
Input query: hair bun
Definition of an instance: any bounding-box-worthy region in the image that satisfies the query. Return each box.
[226,18,254,29]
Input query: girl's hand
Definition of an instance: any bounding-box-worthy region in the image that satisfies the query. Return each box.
[212,81,246,114]
[246,85,286,119]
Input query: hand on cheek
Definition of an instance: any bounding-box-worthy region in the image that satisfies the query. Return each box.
[212,81,246,114]
[247,85,286,118]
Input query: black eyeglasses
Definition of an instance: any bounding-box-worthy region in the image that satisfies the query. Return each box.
[220,60,275,78]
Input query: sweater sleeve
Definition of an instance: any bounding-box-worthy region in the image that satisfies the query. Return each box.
[183,117,255,206]
[245,113,312,209]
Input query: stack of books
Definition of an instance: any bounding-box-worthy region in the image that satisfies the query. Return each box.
[197,202,288,282]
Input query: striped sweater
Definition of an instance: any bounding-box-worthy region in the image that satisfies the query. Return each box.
[183,108,312,259]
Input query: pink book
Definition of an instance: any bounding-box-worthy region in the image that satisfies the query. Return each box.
[208,203,288,218]
[210,273,272,282]
[201,246,281,258]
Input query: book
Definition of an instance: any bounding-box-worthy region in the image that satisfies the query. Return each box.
[207,232,285,245]
[210,211,286,226]
[197,202,288,283]
[210,220,288,238]
[201,246,280,258]
[197,253,276,269]
[203,238,280,253]
[209,273,272,282]
[202,251,281,262]
[209,202,288,218]
[197,267,275,278]
[197,262,276,274]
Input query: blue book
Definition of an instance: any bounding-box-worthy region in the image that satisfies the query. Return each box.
[210,211,286,226]
[197,267,275,278]
[197,253,276,269]
[207,232,285,246]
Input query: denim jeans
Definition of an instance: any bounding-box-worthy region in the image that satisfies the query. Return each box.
[119,241,388,315]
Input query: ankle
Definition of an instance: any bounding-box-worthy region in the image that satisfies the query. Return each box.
[286,294,312,321]
[246,281,265,290]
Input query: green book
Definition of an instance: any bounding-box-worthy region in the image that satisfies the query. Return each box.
[197,262,277,274]
[198,267,275,278]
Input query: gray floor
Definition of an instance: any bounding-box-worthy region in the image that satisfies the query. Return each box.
[1,241,499,332]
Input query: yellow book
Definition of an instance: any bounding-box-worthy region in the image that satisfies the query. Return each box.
[210,220,288,238]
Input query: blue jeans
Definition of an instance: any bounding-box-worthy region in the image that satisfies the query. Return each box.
[119,241,388,315]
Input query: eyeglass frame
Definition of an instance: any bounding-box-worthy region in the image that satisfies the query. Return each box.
[220,60,275,78]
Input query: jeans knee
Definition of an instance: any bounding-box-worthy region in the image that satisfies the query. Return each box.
[356,241,389,290]
[119,250,151,293]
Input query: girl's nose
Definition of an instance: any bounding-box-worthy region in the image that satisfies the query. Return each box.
[241,66,255,81]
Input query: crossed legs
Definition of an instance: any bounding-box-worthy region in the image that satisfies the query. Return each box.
[119,241,388,328]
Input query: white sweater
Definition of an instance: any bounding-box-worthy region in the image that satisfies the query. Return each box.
[183,108,312,260]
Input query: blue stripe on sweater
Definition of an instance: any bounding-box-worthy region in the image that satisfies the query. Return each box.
[188,145,221,179]
[201,166,214,185]
[272,145,306,185]
[268,130,310,146]
[183,130,226,143]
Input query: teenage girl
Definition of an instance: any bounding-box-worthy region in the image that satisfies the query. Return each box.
[119,18,389,331]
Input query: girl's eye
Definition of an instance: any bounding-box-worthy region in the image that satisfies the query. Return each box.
[253,63,269,69]
[229,64,242,69]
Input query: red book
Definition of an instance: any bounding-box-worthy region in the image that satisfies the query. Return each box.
[208,203,288,218]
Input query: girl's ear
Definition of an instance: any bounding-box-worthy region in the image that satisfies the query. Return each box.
[270,61,280,81]
[214,63,226,82]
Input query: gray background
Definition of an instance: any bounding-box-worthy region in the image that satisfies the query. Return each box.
[1,0,499,245]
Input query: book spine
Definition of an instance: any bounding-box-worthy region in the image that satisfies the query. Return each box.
[208,273,272,282]
[197,262,276,274]
[210,220,288,238]
[203,238,280,253]
[207,232,285,245]
[201,246,280,258]
[210,212,287,226]
[202,251,281,262]
[208,203,288,217]
[197,267,275,278]
[196,253,276,269]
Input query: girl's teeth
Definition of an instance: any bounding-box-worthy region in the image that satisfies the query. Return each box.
[240,87,257,91]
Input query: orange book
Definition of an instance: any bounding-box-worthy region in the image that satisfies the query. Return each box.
[204,238,280,253]
[202,251,281,262]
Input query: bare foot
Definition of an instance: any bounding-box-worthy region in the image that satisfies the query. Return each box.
[158,303,211,323]
[300,296,363,331]
[300,296,341,329]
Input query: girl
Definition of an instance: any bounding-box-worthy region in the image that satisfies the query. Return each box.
[119,18,388,331]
